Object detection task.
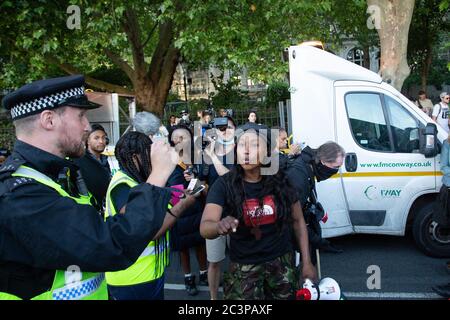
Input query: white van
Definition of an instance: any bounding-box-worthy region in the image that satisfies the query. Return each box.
[288,45,450,257]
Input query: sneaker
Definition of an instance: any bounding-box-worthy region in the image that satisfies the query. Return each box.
[184,275,198,296]
[199,272,208,286]
[432,283,450,299]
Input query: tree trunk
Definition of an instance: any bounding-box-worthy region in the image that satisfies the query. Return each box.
[131,21,180,115]
[421,45,433,91]
[367,0,415,91]
[363,46,371,69]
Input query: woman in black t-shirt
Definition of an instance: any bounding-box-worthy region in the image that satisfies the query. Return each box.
[200,124,317,300]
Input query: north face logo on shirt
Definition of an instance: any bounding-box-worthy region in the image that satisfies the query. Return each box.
[242,195,277,227]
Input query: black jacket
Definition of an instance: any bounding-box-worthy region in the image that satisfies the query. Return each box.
[167,166,205,251]
[285,147,316,208]
[0,140,171,299]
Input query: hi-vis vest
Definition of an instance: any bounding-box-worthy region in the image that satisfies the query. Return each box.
[104,170,170,286]
[0,165,107,300]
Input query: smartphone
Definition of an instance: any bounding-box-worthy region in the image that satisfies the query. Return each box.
[187,184,206,197]
[187,178,198,191]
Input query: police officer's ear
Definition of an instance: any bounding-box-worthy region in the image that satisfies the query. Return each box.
[39,109,60,130]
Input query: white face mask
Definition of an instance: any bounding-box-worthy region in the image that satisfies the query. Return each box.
[217,136,234,146]
[182,115,189,121]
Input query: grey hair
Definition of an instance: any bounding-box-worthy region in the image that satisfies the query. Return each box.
[133,111,161,137]
[315,141,345,163]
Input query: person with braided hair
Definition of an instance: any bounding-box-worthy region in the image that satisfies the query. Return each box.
[200,123,317,300]
[105,131,196,300]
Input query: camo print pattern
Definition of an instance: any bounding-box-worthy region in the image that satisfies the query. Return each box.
[223,252,298,300]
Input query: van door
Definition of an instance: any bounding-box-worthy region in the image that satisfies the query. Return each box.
[334,85,436,235]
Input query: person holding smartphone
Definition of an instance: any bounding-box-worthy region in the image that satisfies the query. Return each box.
[167,125,209,296]
[197,116,237,300]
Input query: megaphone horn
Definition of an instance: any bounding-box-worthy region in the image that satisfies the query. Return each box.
[317,277,341,300]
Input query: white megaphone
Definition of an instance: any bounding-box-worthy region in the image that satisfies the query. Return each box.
[296,278,343,300]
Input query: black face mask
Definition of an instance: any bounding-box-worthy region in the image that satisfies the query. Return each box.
[313,162,339,182]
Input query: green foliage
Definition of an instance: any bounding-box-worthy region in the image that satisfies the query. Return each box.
[404,56,450,90]
[209,73,248,110]
[0,113,15,150]
[266,81,289,107]
[408,0,450,78]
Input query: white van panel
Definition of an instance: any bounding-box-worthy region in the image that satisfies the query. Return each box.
[334,85,438,234]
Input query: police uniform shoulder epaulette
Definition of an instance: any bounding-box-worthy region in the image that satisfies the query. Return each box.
[0,157,35,196]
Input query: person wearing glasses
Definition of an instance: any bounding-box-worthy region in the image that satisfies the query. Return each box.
[432,92,450,133]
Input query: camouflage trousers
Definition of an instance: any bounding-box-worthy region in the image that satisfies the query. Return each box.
[223,252,298,300]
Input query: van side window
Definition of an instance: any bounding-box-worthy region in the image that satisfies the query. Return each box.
[384,95,420,153]
[345,93,392,152]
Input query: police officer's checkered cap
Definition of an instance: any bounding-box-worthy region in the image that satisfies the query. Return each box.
[2,74,100,120]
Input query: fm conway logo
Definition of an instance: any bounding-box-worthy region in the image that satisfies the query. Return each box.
[364,186,402,200]
[364,185,378,200]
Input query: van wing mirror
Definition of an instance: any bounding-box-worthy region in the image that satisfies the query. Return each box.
[419,123,438,158]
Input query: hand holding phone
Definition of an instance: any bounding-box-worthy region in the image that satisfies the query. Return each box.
[186,178,205,197]
[187,184,206,197]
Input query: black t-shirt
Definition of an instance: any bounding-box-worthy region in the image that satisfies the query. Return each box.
[206,175,294,265]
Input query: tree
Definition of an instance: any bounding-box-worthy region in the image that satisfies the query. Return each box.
[408,0,450,90]
[1,0,337,115]
[367,0,416,91]
[1,0,181,114]
[326,0,380,70]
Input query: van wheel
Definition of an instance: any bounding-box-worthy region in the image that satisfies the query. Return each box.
[412,202,450,258]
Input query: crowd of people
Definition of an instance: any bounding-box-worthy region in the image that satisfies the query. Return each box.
[0,75,449,301]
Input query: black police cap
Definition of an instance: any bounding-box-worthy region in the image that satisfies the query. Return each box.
[2,74,101,120]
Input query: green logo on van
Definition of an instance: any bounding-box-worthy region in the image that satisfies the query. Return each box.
[364,186,401,200]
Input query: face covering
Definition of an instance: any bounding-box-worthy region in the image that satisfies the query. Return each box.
[182,115,189,121]
[313,161,339,182]
[216,136,234,146]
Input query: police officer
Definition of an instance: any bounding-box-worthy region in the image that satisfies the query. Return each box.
[0,75,178,300]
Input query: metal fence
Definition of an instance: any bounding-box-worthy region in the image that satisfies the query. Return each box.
[162,100,290,130]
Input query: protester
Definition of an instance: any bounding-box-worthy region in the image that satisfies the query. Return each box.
[219,109,228,117]
[86,124,111,174]
[197,116,237,300]
[169,114,178,129]
[0,74,177,300]
[201,110,212,125]
[272,126,300,157]
[73,123,112,213]
[133,111,163,140]
[286,142,345,264]
[167,125,208,296]
[431,132,450,298]
[179,109,192,129]
[200,123,317,299]
[104,131,195,300]
[247,110,258,124]
[432,92,450,133]
[415,90,433,116]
